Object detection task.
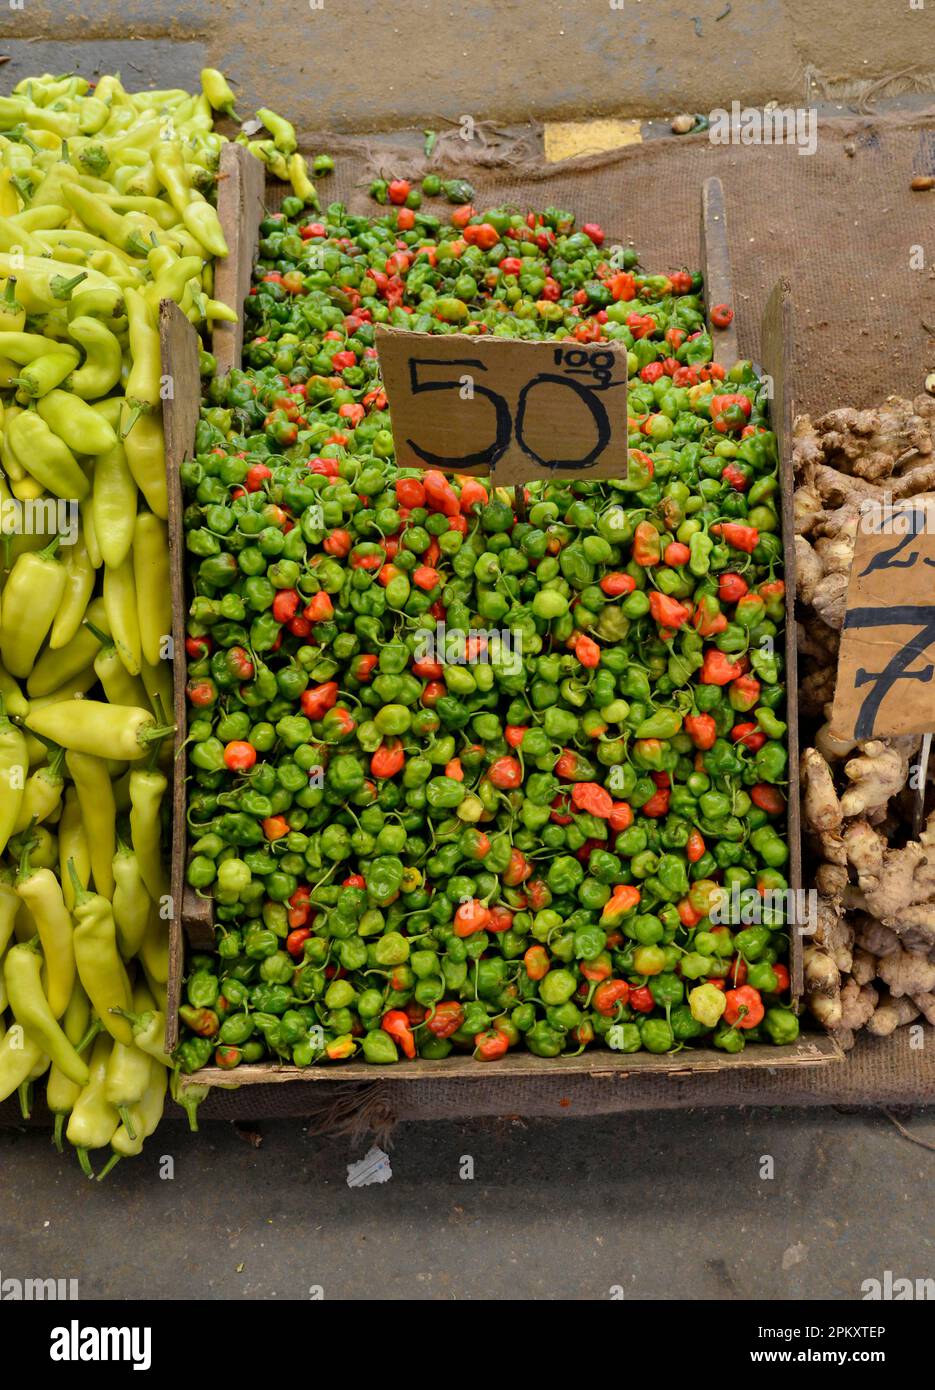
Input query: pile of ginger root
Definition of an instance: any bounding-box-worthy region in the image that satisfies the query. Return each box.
[794,395,935,1047]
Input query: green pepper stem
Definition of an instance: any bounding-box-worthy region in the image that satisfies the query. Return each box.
[15,823,37,883]
[66,857,91,906]
[52,1112,65,1153]
[82,620,112,648]
[117,1105,137,1140]
[119,405,141,439]
[50,270,88,300]
[96,1153,120,1181]
[75,1017,102,1054]
[17,1079,32,1120]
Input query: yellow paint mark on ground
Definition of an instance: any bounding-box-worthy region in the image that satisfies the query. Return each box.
[543,118,642,163]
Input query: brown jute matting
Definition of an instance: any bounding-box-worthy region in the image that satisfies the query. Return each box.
[284,108,935,418]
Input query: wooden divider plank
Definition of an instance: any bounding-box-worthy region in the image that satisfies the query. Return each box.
[700,177,741,366]
[161,299,213,1050]
[211,143,267,375]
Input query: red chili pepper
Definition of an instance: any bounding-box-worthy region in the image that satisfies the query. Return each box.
[301,681,338,718]
[382,1009,416,1058]
[412,565,440,591]
[352,653,378,683]
[271,588,300,623]
[724,985,764,1029]
[593,979,630,1016]
[772,964,791,994]
[627,312,656,339]
[462,222,500,251]
[641,788,670,817]
[422,468,460,516]
[487,756,522,789]
[487,904,513,934]
[186,679,216,708]
[262,815,289,841]
[686,828,706,863]
[223,740,257,772]
[751,783,786,815]
[722,463,748,490]
[718,571,748,603]
[523,945,551,982]
[474,1027,510,1061]
[505,724,528,748]
[608,271,636,301]
[710,303,734,329]
[648,591,690,628]
[700,649,743,685]
[185,635,211,660]
[600,571,636,597]
[712,522,759,553]
[668,272,694,295]
[458,478,489,512]
[663,541,691,567]
[684,712,716,750]
[303,591,335,623]
[503,848,532,886]
[710,392,751,420]
[628,985,654,1014]
[678,898,702,928]
[453,898,491,938]
[609,801,633,832]
[632,520,662,566]
[424,1001,464,1039]
[245,463,272,492]
[286,927,312,957]
[730,722,767,752]
[602,884,641,919]
[571,633,601,669]
[371,738,405,779]
[571,782,614,818]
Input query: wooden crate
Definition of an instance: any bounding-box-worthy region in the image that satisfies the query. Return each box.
[164,165,841,1077]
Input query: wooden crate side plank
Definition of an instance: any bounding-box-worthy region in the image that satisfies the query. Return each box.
[187,1033,842,1087]
[160,299,206,1047]
[760,279,804,1000]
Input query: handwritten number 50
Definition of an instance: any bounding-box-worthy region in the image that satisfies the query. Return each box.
[404,358,612,472]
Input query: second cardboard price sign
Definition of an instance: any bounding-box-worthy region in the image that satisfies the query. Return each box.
[376,326,629,485]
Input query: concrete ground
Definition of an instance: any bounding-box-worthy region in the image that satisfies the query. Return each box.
[1,1107,933,1299]
[3,1,935,133]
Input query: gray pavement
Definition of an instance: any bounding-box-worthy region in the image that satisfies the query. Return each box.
[1,1107,932,1299]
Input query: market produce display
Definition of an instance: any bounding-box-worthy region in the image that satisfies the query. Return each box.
[0,69,304,1172]
[177,191,798,1070]
[794,397,935,1044]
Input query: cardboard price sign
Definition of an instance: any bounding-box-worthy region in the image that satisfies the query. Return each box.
[832,497,935,739]
[375,327,628,484]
